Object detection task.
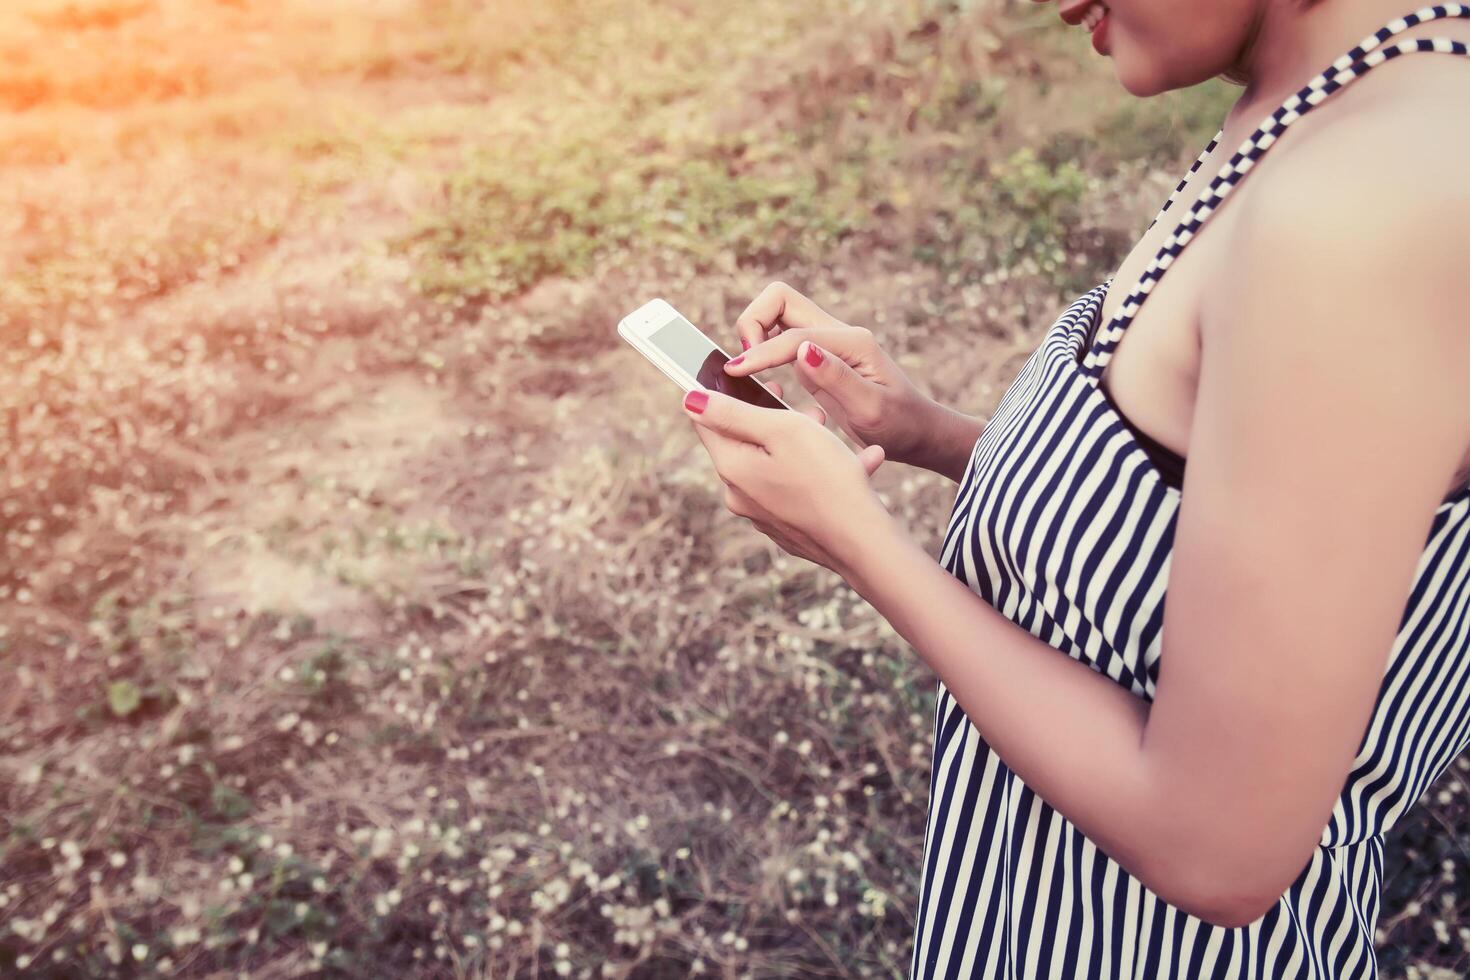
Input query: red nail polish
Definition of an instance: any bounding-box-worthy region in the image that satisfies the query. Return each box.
[741,337,751,351]
[684,389,709,413]
[726,354,744,367]
[804,343,824,368]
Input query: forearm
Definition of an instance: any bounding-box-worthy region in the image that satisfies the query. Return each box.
[837,509,1231,916]
[902,401,985,484]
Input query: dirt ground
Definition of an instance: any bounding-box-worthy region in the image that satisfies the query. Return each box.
[2,0,1466,976]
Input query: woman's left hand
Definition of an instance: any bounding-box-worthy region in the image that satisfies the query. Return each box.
[682,381,890,579]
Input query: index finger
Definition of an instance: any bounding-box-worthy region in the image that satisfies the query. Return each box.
[734,281,845,350]
[723,324,860,377]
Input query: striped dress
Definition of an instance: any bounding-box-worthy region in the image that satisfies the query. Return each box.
[910,6,1470,978]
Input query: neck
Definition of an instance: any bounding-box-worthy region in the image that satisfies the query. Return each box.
[1223,0,1423,128]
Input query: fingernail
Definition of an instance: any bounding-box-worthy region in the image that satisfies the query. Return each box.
[725,354,744,368]
[804,342,824,368]
[684,389,709,413]
[741,337,751,351]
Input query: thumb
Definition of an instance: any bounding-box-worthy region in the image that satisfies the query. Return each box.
[683,387,782,447]
[798,340,878,415]
[857,443,885,478]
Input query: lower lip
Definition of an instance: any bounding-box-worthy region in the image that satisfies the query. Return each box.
[1090,9,1111,55]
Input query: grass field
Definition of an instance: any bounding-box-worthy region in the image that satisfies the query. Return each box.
[2,0,1467,976]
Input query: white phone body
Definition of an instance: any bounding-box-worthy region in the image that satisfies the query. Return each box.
[617,298,794,410]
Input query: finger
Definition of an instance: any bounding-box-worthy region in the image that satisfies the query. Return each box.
[809,386,847,428]
[794,339,883,421]
[683,388,791,449]
[731,281,847,356]
[723,484,746,517]
[757,376,818,421]
[723,323,870,377]
[857,443,886,477]
[723,485,758,519]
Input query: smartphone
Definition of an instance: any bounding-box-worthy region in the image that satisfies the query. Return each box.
[617,298,792,410]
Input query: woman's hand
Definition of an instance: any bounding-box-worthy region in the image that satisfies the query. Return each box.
[681,384,893,579]
[722,281,985,483]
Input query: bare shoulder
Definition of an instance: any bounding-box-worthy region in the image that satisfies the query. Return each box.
[1234,83,1470,248]
[1285,37,1470,179]
[1219,83,1470,337]
[1195,57,1470,493]
[1203,81,1470,424]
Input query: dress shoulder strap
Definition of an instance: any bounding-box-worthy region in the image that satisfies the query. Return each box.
[1145,131,1222,233]
[1079,3,1470,382]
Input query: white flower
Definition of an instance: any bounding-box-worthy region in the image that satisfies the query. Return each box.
[171,926,202,947]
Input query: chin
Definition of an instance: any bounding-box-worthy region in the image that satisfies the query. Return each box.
[1114,63,1167,97]
[1111,45,1172,96]
[1109,28,1237,98]
[1112,48,1202,98]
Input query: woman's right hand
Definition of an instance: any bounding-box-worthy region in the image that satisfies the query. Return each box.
[723,282,985,483]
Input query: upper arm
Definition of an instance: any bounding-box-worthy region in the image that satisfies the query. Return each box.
[1139,148,1470,923]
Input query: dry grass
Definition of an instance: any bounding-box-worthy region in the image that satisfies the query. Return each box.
[2,0,1466,976]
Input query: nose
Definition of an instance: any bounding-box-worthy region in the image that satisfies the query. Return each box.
[1026,0,1095,28]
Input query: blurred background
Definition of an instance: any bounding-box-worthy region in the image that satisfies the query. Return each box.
[1,0,1466,976]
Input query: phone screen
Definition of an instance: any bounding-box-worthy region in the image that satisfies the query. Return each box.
[648,312,787,410]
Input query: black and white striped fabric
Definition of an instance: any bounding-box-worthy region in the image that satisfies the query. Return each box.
[911,6,1470,978]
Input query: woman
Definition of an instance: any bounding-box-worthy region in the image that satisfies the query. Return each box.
[682,1,1470,976]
